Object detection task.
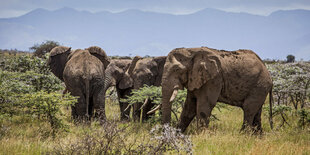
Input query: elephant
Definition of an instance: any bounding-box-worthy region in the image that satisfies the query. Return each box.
[124,56,167,121]
[103,56,167,121]
[47,46,110,121]
[103,59,133,121]
[155,47,273,133]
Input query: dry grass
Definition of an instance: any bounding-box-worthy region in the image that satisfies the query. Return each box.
[0,101,309,154]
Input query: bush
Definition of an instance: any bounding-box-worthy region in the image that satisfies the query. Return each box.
[20,91,76,135]
[122,85,226,124]
[286,54,295,63]
[121,85,186,123]
[297,109,310,129]
[30,40,59,58]
[0,53,73,135]
[52,122,192,154]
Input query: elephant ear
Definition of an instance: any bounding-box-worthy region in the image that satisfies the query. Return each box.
[153,56,167,86]
[127,56,142,76]
[48,46,71,81]
[49,46,71,57]
[86,46,110,67]
[188,53,219,91]
[119,73,133,89]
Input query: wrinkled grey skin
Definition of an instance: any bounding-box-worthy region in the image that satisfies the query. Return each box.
[161,47,273,133]
[48,46,110,121]
[124,56,167,121]
[103,59,132,120]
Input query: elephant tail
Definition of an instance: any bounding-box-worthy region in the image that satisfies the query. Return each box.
[269,87,273,130]
[85,78,90,119]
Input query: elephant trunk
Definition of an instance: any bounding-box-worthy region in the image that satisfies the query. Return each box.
[103,69,113,93]
[161,78,177,124]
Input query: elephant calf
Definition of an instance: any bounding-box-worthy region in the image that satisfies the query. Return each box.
[158,47,273,133]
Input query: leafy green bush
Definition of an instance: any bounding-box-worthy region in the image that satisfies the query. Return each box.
[20,91,76,134]
[297,109,310,129]
[272,105,292,129]
[0,53,74,135]
[121,85,186,122]
[122,85,226,124]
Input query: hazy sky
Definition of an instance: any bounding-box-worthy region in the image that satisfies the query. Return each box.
[1,0,310,18]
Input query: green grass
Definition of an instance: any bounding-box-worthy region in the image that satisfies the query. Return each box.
[0,101,309,155]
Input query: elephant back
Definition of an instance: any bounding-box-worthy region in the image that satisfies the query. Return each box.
[86,46,110,67]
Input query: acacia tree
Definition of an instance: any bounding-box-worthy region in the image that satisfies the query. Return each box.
[267,62,310,128]
[286,54,295,63]
[30,40,59,58]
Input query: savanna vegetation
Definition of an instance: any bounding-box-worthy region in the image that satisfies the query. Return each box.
[0,43,309,154]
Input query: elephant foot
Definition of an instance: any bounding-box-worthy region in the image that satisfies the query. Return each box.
[240,123,263,135]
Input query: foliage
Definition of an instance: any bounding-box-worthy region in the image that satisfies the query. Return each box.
[266,61,310,129]
[30,40,59,58]
[297,109,310,129]
[147,124,193,154]
[122,85,162,107]
[267,62,310,110]
[122,85,225,124]
[264,105,292,129]
[121,85,187,122]
[20,91,76,135]
[0,52,74,135]
[286,54,295,63]
[52,123,192,154]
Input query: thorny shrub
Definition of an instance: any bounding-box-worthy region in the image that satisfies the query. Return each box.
[52,122,193,155]
[297,109,310,129]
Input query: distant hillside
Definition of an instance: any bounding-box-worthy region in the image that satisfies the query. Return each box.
[0,7,309,60]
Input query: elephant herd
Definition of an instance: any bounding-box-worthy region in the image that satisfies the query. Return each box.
[48,46,273,133]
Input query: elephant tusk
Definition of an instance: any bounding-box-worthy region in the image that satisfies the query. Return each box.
[147,89,178,115]
[147,104,161,114]
[140,97,149,110]
[169,89,178,103]
[124,104,132,112]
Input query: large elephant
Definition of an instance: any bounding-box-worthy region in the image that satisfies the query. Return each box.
[48,46,110,121]
[158,47,273,133]
[103,59,133,120]
[124,56,167,121]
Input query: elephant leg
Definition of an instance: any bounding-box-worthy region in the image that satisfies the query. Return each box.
[195,82,221,129]
[88,97,94,118]
[241,91,266,132]
[118,89,131,121]
[72,95,87,121]
[143,100,155,120]
[71,104,78,120]
[196,98,216,129]
[93,88,106,121]
[196,95,217,129]
[119,101,130,120]
[133,102,142,121]
[252,106,263,134]
[177,91,197,132]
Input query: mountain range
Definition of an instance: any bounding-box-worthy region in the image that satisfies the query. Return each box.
[0,7,309,60]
